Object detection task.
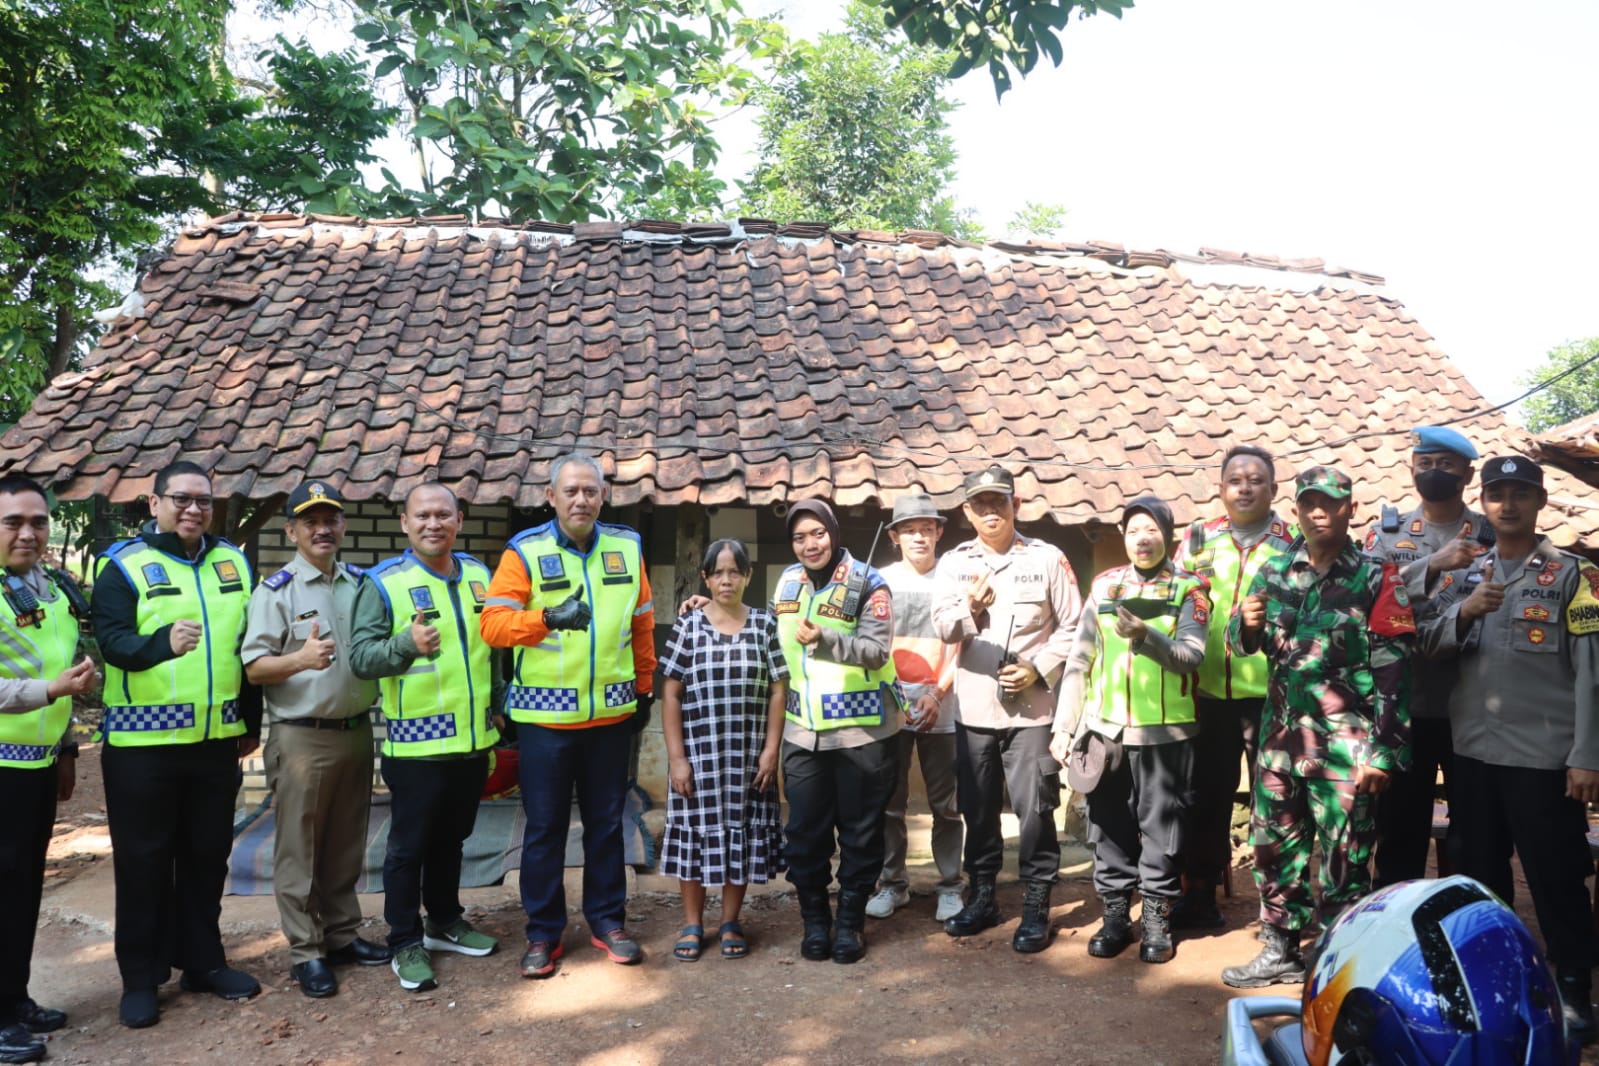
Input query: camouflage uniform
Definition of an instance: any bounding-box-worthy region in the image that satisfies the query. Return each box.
[1229,537,1415,932]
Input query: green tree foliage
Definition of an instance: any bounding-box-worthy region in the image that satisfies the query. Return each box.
[0,0,391,418]
[740,1,976,239]
[1006,200,1067,239]
[874,0,1133,97]
[1520,338,1599,433]
[349,0,788,222]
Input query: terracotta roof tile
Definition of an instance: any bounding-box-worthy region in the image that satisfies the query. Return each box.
[7,214,1594,541]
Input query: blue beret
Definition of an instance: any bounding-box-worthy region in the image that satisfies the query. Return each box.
[1410,426,1477,459]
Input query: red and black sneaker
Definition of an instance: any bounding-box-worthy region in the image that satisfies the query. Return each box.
[519,940,564,979]
[590,928,643,965]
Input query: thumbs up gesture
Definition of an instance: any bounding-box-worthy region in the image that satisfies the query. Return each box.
[298,621,337,671]
[410,609,441,657]
[1462,560,1504,622]
[543,591,592,632]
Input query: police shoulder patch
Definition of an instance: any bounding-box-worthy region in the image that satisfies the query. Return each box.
[1567,564,1599,636]
[263,568,293,591]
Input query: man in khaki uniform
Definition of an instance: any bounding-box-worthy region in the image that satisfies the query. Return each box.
[933,465,1082,953]
[243,482,386,998]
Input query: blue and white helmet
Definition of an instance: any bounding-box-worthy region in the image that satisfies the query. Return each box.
[1301,876,1574,1066]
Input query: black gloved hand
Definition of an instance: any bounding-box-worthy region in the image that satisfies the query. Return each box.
[630,692,653,734]
[543,592,592,632]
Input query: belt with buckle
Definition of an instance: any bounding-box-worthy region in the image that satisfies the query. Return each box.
[276,714,370,732]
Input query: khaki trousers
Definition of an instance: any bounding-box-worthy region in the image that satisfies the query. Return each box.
[264,720,374,962]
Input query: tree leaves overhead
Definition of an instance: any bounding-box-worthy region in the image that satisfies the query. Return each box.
[1520,338,1599,434]
[349,0,789,222]
[875,0,1133,97]
[0,0,390,416]
[740,1,978,240]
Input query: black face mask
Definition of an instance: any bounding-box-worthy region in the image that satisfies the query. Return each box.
[1414,468,1465,502]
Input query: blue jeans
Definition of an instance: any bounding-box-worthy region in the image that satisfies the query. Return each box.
[518,719,631,942]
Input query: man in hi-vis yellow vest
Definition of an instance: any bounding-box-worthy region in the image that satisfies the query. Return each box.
[482,453,656,978]
[0,473,98,1063]
[91,460,263,1029]
[350,482,505,995]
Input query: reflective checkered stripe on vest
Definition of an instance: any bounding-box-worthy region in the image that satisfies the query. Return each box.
[97,539,250,747]
[369,552,499,758]
[0,577,77,767]
[774,556,897,732]
[1083,567,1205,728]
[1180,518,1294,701]
[502,522,645,726]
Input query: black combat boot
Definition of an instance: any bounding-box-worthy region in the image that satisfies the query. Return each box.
[1012,882,1053,954]
[1220,924,1306,988]
[797,888,833,962]
[1559,970,1597,1046]
[1087,892,1134,958]
[1139,896,1175,964]
[943,875,1000,938]
[1170,879,1225,930]
[832,889,869,964]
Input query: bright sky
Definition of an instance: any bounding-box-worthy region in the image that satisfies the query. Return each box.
[760,0,1599,417]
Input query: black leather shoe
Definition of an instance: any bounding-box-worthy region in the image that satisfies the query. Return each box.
[180,965,261,1001]
[291,959,338,998]
[327,937,392,967]
[119,988,159,1029]
[0,1023,44,1065]
[13,1000,65,1035]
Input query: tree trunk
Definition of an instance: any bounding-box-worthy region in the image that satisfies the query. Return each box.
[48,299,75,380]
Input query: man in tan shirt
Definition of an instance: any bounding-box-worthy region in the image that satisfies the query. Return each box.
[243,482,385,998]
[933,466,1083,953]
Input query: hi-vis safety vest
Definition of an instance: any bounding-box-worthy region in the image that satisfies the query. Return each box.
[774,553,900,731]
[501,522,646,726]
[97,538,251,747]
[0,570,82,767]
[1175,516,1296,701]
[1082,565,1208,729]
[367,550,498,758]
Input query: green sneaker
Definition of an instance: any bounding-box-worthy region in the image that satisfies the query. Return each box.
[391,945,436,992]
[423,918,498,957]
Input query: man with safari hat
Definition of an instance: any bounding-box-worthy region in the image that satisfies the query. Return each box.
[866,493,963,923]
[243,480,386,998]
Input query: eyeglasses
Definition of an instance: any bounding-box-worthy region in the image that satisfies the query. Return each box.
[163,493,214,512]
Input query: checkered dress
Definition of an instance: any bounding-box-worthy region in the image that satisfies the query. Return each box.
[657,607,787,885]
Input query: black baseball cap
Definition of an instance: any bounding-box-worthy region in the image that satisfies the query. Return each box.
[1479,456,1543,488]
[962,465,1015,500]
[285,481,347,517]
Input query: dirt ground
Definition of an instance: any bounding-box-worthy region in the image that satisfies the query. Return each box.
[28,750,1599,1066]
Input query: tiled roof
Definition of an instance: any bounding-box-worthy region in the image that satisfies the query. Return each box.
[7,212,1597,542]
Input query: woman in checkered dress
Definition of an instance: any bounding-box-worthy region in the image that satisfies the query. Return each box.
[659,538,788,961]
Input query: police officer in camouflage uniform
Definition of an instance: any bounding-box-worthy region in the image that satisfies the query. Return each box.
[1220,467,1415,989]
[1418,457,1599,1042]
[1363,426,1492,888]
